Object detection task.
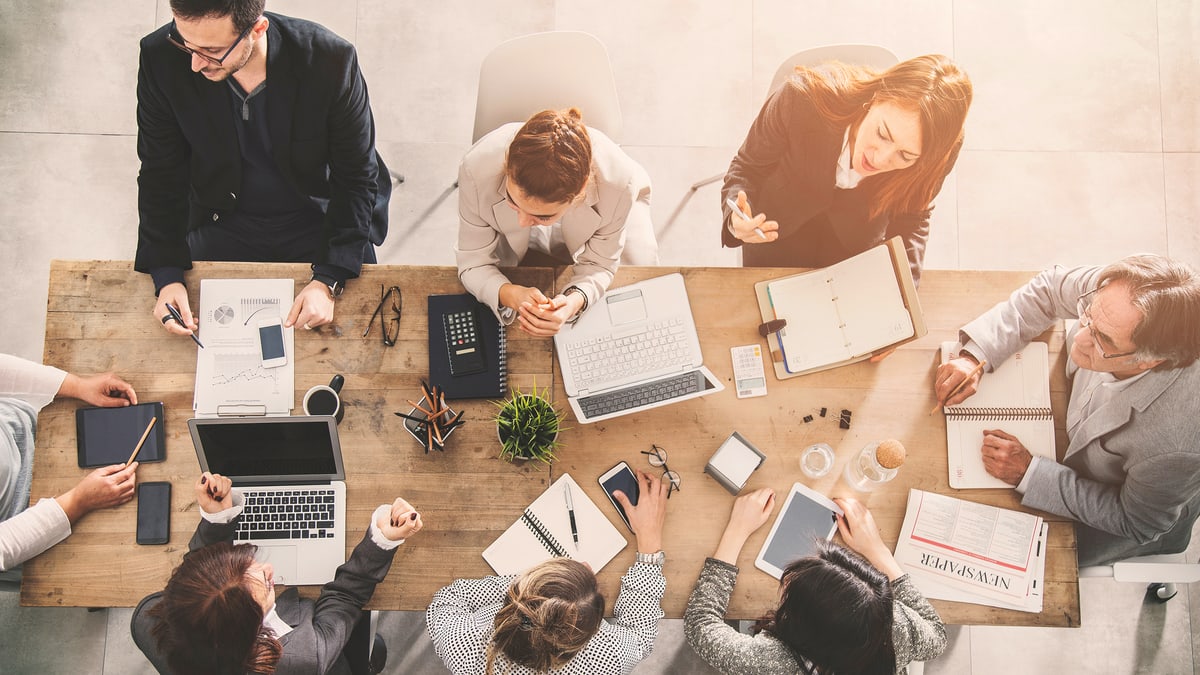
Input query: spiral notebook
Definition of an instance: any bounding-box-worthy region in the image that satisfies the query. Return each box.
[428,294,507,399]
[941,342,1056,489]
[483,473,627,575]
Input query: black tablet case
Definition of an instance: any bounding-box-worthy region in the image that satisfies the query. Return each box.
[76,401,166,468]
[428,294,508,399]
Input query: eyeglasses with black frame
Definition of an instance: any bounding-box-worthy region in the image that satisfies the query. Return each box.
[166,19,256,66]
[363,285,402,347]
[640,444,681,498]
[1076,288,1138,359]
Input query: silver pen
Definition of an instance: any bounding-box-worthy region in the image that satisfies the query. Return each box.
[726,197,767,240]
[564,484,579,551]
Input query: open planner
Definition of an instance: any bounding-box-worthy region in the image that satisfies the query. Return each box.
[942,341,1056,489]
[483,473,627,575]
[754,237,926,379]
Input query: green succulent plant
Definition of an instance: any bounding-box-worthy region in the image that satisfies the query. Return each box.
[494,384,566,463]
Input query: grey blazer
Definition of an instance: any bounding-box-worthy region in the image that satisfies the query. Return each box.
[132,517,399,674]
[960,264,1200,566]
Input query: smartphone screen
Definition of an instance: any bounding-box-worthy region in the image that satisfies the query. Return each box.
[136,482,171,545]
[600,464,639,532]
[259,323,286,360]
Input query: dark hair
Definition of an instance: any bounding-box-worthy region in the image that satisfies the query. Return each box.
[790,54,972,221]
[149,542,282,675]
[754,540,895,674]
[1097,254,1200,370]
[505,108,593,204]
[169,0,265,33]
[486,558,605,673]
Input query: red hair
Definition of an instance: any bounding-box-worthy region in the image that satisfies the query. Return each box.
[505,108,593,204]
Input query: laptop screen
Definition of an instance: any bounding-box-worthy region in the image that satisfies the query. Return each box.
[188,416,345,484]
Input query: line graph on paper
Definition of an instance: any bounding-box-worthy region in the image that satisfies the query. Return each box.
[209,352,283,395]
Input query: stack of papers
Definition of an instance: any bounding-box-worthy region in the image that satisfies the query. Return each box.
[893,489,1047,613]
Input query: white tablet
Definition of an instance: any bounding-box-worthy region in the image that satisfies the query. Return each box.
[755,482,843,579]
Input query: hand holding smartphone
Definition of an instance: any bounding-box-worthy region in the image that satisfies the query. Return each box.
[257,316,288,368]
[598,461,639,532]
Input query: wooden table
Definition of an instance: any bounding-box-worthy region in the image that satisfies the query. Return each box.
[26,261,1079,627]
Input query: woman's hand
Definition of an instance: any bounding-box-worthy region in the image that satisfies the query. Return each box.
[728,191,779,243]
[832,497,905,580]
[196,472,234,514]
[613,468,669,554]
[713,487,776,564]
[379,497,423,541]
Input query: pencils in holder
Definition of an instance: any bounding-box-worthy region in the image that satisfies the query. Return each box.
[126,416,157,466]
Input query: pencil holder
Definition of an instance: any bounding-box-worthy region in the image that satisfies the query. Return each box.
[401,396,459,453]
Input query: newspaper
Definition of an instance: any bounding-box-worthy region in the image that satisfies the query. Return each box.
[193,279,295,417]
[894,489,1046,613]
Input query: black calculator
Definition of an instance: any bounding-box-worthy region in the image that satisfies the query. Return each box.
[443,309,487,376]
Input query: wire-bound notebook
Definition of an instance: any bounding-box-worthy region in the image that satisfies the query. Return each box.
[942,341,1056,489]
[428,294,507,399]
[483,473,627,575]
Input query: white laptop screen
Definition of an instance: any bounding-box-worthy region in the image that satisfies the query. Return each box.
[188,416,345,484]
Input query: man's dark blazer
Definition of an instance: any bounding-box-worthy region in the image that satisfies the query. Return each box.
[131,516,399,674]
[134,12,390,278]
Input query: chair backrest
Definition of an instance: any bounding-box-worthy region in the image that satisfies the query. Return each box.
[767,44,899,96]
[472,31,623,144]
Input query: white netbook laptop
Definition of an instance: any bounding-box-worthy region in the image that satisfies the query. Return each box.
[188,415,348,586]
[554,273,724,423]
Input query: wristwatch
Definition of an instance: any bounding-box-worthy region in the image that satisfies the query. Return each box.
[311,273,344,299]
[635,550,665,566]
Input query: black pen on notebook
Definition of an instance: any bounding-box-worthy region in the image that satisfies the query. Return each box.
[564,483,579,551]
[165,303,205,349]
[726,198,767,240]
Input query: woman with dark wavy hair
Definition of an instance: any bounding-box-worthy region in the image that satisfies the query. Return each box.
[131,472,422,674]
[722,54,972,287]
[685,491,946,674]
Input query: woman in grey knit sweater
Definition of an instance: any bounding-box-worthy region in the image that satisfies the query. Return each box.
[684,490,947,674]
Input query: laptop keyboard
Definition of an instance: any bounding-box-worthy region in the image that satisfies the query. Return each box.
[577,370,706,419]
[236,487,337,541]
[564,318,693,391]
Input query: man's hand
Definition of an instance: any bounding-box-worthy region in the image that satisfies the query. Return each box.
[55,463,138,524]
[154,283,197,336]
[196,472,233,513]
[980,429,1034,485]
[59,372,137,407]
[933,356,983,407]
[285,281,336,330]
[613,468,669,554]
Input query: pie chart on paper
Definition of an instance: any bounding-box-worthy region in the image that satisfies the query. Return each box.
[213,305,235,325]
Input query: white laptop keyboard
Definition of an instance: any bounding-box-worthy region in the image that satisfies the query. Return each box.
[236,486,339,541]
[563,317,694,392]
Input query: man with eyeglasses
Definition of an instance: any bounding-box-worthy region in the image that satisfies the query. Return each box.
[932,255,1200,568]
[134,0,391,335]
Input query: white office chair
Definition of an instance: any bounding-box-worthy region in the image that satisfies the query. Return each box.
[689,44,899,191]
[1079,552,1200,601]
[471,30,623,144]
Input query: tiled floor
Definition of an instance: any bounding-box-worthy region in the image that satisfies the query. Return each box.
[0,0,1197,672]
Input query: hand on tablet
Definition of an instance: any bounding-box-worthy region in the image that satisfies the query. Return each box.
[833,497,904,580]
[713,487,776,565]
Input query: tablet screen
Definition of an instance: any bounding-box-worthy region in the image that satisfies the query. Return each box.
[76,402,166,468]
[756,483,841,579]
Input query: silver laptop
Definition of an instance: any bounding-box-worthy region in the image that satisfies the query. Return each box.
[554,273,724,423]
[188,415,347,586]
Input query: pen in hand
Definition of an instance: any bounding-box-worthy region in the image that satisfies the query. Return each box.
[564,484,579,551]
[165,304,205,349]
[726,198,767,241]
[930,358,988,415]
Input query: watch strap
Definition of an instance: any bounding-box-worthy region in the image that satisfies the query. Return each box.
[635,550,665,566]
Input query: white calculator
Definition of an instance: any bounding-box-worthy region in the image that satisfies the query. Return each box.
[730,344,768,398]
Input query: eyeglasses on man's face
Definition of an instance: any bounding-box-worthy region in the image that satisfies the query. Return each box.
[363,285,403,347]
[166,20,255,66]
[641,445,681,498]
[1076,289,1138,360]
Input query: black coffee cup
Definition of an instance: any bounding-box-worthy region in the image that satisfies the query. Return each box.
[303,374,345,423]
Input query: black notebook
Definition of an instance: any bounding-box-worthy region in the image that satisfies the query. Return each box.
[428,294,507,399]
[76,402,166,468]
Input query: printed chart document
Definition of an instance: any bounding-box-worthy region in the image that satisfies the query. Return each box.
[753,237,926,379]
[483,473,627,576]
[193,279,295,417]
[893,489,1046,613]
[941,342,1055,488]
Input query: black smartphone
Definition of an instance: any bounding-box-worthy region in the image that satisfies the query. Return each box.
[598,461,639,532]
[136,481,171,545]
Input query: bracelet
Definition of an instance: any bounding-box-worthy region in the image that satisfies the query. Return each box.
[564,286,589,325]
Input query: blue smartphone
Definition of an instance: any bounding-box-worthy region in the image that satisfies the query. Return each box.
[598,461,639,532]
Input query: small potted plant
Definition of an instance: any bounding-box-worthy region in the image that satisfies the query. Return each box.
[494,384,566,464]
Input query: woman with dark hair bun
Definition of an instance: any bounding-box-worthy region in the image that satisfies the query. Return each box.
[722,54,972,287]
[131,472,422,675]
[685,490,946,674]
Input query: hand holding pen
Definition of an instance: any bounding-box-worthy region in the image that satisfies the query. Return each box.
[196,472,234,514]
[726,191,779,243]
[154,282,202,346]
